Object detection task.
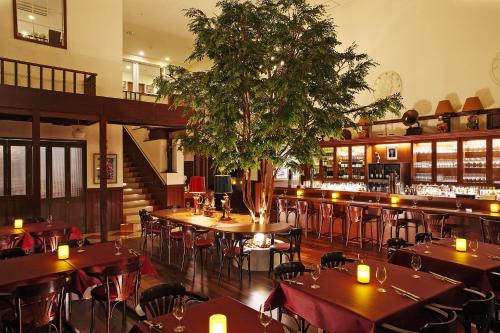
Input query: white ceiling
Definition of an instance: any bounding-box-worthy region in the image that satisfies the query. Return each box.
[122,0,353,66]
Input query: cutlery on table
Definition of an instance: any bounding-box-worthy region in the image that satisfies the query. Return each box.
[143,320,164,331]
[488,255,500,261]
[429,271,460,285]
[284,279,304,286]
[391,285,420,301]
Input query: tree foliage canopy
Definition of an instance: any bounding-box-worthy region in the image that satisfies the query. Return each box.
[155,0,403,174]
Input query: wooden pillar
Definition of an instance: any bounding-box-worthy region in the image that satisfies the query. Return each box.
[99,115,108,242]
[32,111,41,217]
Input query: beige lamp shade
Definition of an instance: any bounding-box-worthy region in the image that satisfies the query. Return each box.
[435,100,454,115]
[462,97,483,112]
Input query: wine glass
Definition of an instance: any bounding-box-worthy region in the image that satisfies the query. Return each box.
[450,230,457,248]
[357,253,367,264]
[469,239,479,257]
[321,190,326,199]
[283,189,288,196]
[350,194,355,202]
[376,195,381,204]
[258,305,273,332]
[411,255,422,279]
[412,199,418,208]
[375,266,387,293]
[310,264,321,289]
[172,205,178,213]
[172,298,186,332]
[47,214,53,225]
[455,200,462,211]
[114,238,123,256]
[77,238,85,253]
[185,201,191,209]
[424,235,432,254]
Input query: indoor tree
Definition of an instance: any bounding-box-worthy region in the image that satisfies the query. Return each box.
[154,0,403,223]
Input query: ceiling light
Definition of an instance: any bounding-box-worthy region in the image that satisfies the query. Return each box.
[28,15,35,20]
[138,51,144,56]
[164,57,170,61]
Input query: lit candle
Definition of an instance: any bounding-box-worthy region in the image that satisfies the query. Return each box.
[491,203,499,213]
[209,314,227,333]
[390,196,399,205]
[456,238,467,252]
[14,218,23,229]
[297,190,304,197]
[331,192,339,199]
[57,245,70,260]
[357,264,370,284]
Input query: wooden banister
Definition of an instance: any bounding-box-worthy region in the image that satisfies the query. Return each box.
[0,56,97,95]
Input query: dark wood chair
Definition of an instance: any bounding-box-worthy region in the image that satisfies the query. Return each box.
[415,232,433,244]
[89,258,141,333]
[2,276,66,333]
[67,238,91,248]
[0,235,18,250]
[160,218,183,264]
[268,228,302,276]
[139,209,162,255]
[320,251,353,269]
[432,288,494,333]
[0,247,26,260]
[386,238,411,258]
[36,230,67,253]
[181,225,215,277]
[379,208,406,252]
[218,232,251,283]
[488,271,500,329]
[140,283,208,320]
[480,217,500,244]
[276,198,297,224]
[423,212,450,239]
[381,305,457,333]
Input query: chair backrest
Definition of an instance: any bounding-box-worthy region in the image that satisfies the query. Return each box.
[274,261,306,281]
[479,217,500,244]
[41,230,67,253]
[347,205,364,224]
[320,202,334,219]
[14,276,66,329]
[415,232,433,244]
[420,305,457,333]
[289,227,302,252]
[381,208,402,226]
[320,251,352,269]
[386,237,408,258]
[101,258,141,302]
[423,213,447,238]
[67,238,91,248]
[461,289,495,333]
[218,232,244,257]
[277,198,288,213]
[0,247,26,260]
[297,200,308,215]
[140,283,208,319]
[0,234,18,250]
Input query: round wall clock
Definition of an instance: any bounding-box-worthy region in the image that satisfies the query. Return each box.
[492,52,500,86]
[373,71,403,100]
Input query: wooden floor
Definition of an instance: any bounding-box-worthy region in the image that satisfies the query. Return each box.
[65,232,387,332]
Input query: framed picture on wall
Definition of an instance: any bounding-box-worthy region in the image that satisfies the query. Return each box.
[386,145,398,160]
[93,154,117,184]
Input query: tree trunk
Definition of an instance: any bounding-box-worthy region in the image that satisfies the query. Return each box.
[241,160,275,224]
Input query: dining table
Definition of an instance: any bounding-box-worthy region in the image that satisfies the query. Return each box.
[130,296,287,333]
[265,259,464,333]
[389,239,500,292]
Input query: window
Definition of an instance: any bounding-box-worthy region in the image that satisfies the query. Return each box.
[14,0,67,48]
[40,146,46,198]
[51,146,65,198]
[10,145,27,195]
[70,147,83,197]
[0,145,3,196]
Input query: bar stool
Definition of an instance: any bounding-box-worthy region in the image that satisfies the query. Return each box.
[345,205,376,249]
[379,208,406,252]
[296,200,317,237]
[318,203,343,242]
[422,212,450,239]
[276,198,297,224]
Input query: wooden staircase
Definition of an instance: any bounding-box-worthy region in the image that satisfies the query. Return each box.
[121,154,158,231]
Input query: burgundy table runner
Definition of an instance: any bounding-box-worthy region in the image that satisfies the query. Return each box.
[265,260,462,333]
[130,296,285,333]
[389,239,500,292]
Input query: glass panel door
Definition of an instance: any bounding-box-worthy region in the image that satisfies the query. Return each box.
[462,139,487,184]
[70,147,83,197]
[351,146,366,180]
[10,145,27,195]
[493,139,500,184]
[336,147,349,180]
[321,147,334,179]
[51,146,65,198]
[0,145,3,196]
[436,141,457,183]
[412,142,432,182]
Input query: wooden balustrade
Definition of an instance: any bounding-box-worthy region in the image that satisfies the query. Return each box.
[0,57,97,95]
[123,90,158,102]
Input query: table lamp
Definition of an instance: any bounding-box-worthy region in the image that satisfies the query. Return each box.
[214,175,233,220]
[209,314,227,333]
[58,245,70,259]
[357,264,370,284]
[490,203,499,213]
[456,238,467,252]
[14,218,23,229]
[189,176,206,214]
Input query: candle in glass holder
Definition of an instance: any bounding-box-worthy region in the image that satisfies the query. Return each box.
[490,203,499,213]
[456,238,467,252]
[57,245,70,260]
[357,264,370,284]
[209,314,227,333]
[297,190,304,197]
[331,192,339,199]
[390,196,400,205]
[14,218,23,229]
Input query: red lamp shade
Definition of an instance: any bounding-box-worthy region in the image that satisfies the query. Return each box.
[189,176,206,193]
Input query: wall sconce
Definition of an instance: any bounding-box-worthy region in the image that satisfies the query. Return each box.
[490,203,499,213]
[14,218,23,229]
[357,264,370,284]
[331,192,339,199]
[209,314,227,333]
[57,245,70,260]
[455,238,467,252]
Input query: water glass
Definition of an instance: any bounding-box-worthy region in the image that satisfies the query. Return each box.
[411,255,422,279]
[172,298,186,332]
[77,238,85,253]
[114,238,123,256]
[455,200,462,210]
[259,305,273,332]
[424,235,432,254]
[310,264,321,289]
[375,266,387,293]
[469,239,479,257]
[412,199,418,208]
[376,195,381,204]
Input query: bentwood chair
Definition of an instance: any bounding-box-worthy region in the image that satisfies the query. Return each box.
[268,228,302,276]
[0,235,18,250]
[273,262,310,333]
[160,219,183,264]
[89,258,141,333]
[2,276,66,333]
[480,217,500,244]
[276,198,297,224]
[139,209,162,255]
[36,230,67,253]
[422,212,450,239]
[379,208,406,251]
[381,305,457,333]
[140,283,208,320]
[181,225,215,277]
[320,251,353,269]
[432,288,495,333]
[218,232,251,283]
